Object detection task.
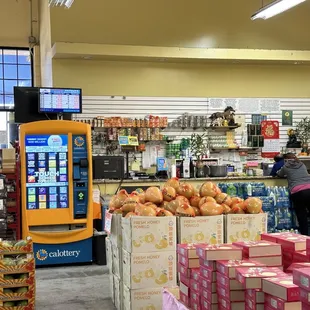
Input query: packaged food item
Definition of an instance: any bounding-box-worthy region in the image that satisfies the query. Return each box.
[196,244,242,261]
[233,241,281,258]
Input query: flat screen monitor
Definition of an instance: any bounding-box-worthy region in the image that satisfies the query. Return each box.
[14,87,72,123]
[25,134,69,210]
[39,87,82,114]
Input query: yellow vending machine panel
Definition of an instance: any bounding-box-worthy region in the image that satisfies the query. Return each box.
[20,120,93,265]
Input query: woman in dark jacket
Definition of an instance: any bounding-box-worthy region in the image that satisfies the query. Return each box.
[277,153,310,235]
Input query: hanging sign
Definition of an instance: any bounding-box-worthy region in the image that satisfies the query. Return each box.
[282,110,293,126]
[261,120,280,158]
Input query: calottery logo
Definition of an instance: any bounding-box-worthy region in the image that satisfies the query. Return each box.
[74,136,85,147]
[36,249,81,261]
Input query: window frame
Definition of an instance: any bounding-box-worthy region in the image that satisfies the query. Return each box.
[0,46,34,112]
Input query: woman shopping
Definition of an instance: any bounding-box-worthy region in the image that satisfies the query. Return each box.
[277,153,310,235]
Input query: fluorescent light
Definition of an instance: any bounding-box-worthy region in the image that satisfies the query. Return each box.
[48,0,75,8]
[251,0,306,20]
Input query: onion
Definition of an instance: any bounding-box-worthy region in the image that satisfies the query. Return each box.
[164,177,180,190]
[244,197,263,214]
[141,206,157,216]
[165,200,179,214]
[156,208,174,217]
[199,196,216,208]
[162,186,177,202]
[176,203,195,217]
[177,183,195,199]
[190,195,201,208]
[200,202,223,216]
[145,187,163,204]
[215,193,232,207]
[200,182,218,198]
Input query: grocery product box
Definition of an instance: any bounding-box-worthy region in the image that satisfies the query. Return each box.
[300,288,310,306]
[200,266,216,282]
[178,255,199,268]
[216,272,244,290]
[0,257,35,274]
[233,240,281,257]
[177,244,198,259]
[265,294,301,310]
[201,289,218,304]
[191,289,200,303]
[261,232,296,243]
[178,263,197,279]
[216,260,266,279]
[287,262,310,273]
[191,269,200,281]
[219,299,245,310]
[245,289,264,303]
[179,281,190,297]
[180,274,190,287]
[191,299,201,310]
[293,251,309,263]
[110,214,122,247]
[225,214,267,243]
[122,217,177,253]
[235,267,286,289]
[0,271,35,288]
[252,255,282,267]
[190,279,200,292]
[0,239,33,255]
[178,216,224,244]
[123,286,162,310]
[199,258,216,271]
[245,300,264,310]
[201,298,218,310]
[114,275,122,310]
[293,268,310,290]
[196,244,242,261]
[217,284,245,301]
[112,243,122,278]
[277,234,309,252]
[262,276,300,301]
[200,278,217,293]
[123,250,177,289]
[0,285,35,301]
[0,298,35,309]
[179,292,190,307]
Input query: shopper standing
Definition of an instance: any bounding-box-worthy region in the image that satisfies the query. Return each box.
[277,153,310,235]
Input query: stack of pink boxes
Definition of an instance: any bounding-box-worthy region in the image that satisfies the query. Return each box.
[261,232,310,270]
[262,274,301,310]
[233,240,282,267]
[293,267,310,310]
[196,244,243,310]
[177,244,200,308]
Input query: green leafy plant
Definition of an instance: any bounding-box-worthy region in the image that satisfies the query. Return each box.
[295,117,310,145]
[190,133,207,163]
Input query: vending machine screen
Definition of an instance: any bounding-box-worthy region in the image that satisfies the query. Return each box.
[25,134,69,210]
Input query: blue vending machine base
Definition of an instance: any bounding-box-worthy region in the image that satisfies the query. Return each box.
[34,237,93,266]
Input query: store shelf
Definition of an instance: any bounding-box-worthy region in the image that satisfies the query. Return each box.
[205,126,240,131]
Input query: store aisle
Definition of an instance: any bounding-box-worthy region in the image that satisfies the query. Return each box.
[36,265,115,310]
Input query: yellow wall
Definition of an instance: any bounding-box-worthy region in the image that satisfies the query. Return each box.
[50,0,310,50]
[0,0,31,47]
[53,59,310,98]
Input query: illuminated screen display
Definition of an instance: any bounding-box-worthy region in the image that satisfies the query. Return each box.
[39,88,82,114]
[25,134,69,210]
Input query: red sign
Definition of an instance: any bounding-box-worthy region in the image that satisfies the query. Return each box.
[261,120,280,158]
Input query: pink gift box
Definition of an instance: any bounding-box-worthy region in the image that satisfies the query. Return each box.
[178,244,199,259]
[216,260,266,278]
[261,232,297,243]
[300,288,310,306]
[179,254,200,268]
[287,262,310,273]
[200,265,216,282]
[200,278,217,293]
[199,258,217,271]
[306,238,310,250]
[218,298,245,310]
[293,267,310,290]
[180,275,190,287]
[277,234,309,252]
[201,298,218,310]
[191,289,201,303]
[217,284,245,302]
[245,299,264,310]
[201,289,218,304]
[262,276,300,301]
[179,292,190,307]
[217,272,244,290]
[294,251,310,263]
[178,263,198,279]
[251,255,282,267]
[303,304,310,310]
[190,278,200,293]
[245,289,265,303]
[233,241,281,258]
[235,267,286,289]
[196,244,242,261]
[191,299,201,310]
[265,293,302,310]
[191,269,200,281]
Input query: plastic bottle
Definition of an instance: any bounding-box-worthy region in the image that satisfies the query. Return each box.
[269,189,277,207]
[246,183,252,197]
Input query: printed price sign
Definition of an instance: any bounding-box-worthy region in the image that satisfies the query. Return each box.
[118,136,139,146]
[104,210,112,234]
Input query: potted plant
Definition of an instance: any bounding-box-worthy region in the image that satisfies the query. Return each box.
[190,133,207,177]
[295,117,310,154]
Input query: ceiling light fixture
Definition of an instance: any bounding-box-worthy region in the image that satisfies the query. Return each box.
[48,0,75,8]
[251,0,306,20]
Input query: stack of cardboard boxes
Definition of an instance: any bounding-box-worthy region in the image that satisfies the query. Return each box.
[122,216,177,310]
[293,268,310,309]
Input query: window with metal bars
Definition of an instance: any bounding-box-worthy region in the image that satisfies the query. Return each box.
[0,48,33,111]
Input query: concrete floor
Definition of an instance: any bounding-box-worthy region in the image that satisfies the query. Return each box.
[36,265,115,310]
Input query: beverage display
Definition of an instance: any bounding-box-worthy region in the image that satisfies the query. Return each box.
[25,134,69,210]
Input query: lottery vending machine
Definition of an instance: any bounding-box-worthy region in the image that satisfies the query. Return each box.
[20,120,93,265]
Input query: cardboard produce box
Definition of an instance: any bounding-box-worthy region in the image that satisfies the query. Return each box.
[122,217,177,253]
[112,243,122,278]
[106,237,113,274]
[225,214,267,243]
[114,275,123,310]
[178,215,224,244]
[123,286,162,310]
[110,214,122,247]
[122,250,177,290]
